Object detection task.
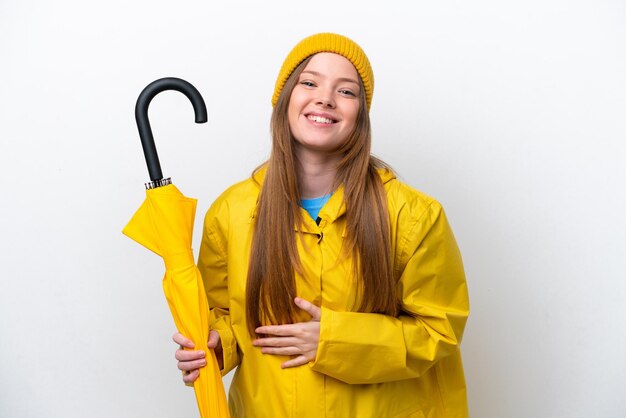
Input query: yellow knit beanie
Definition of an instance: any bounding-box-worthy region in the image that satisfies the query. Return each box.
[272,33,374,110]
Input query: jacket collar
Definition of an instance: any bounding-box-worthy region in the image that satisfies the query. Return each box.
[249,164,396,229]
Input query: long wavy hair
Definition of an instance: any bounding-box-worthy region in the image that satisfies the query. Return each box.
[246,56,398,336]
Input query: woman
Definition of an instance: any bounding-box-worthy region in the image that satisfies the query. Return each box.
[174,33,470,417]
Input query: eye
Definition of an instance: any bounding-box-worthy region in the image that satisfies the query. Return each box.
[338,89,356,97]
[300,81,316,87]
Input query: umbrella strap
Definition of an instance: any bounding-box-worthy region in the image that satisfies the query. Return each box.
[164,251,195,271]
[145,177,172,190]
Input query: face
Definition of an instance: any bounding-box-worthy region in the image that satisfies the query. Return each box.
[287,53,361,158]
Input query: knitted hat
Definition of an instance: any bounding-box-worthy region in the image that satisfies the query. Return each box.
[271,33,374,110]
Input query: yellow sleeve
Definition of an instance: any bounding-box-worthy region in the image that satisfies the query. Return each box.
[310,203,469,384]
[198,203,240,376]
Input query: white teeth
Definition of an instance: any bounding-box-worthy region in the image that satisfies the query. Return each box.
[308,115,334,124]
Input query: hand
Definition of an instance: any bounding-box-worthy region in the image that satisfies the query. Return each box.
[253,297,321,369]
[173,330,223,384]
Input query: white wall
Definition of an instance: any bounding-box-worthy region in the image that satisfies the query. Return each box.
[1,1,624,417]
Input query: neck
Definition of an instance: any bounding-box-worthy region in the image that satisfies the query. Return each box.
[294,147,340,199]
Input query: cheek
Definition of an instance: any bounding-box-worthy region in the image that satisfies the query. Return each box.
[287,94,303,122]
[287,106,299,132]
[344,106,360,130]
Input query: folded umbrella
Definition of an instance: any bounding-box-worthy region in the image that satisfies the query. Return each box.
[122,77,230,418]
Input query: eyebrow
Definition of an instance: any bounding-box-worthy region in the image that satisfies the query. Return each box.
[301,70,360,85]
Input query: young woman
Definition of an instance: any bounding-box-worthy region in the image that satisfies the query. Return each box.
[173,33,470,417]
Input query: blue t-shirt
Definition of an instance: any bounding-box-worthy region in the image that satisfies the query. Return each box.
[300,194,331,221]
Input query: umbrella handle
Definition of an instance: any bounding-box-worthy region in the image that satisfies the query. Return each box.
[135,77,208,182]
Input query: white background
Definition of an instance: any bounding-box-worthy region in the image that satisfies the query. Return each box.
[1,1,625,417]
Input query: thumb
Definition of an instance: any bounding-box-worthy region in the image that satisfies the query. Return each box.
[207,330,221,349]
[294,297,321,321]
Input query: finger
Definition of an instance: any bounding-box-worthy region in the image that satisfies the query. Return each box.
[177,358,207,372]
[260,346,301,356]
[255,324,297,336]
[294,297,321,321]
[214,343,223,356]
[207,330,221,349]
[175,349,206,361]
[253,337,299,347]
[172,332,195,349]
[183,369,200,384]
[281,355,311,369]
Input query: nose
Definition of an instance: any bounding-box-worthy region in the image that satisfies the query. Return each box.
[316,92,335,108]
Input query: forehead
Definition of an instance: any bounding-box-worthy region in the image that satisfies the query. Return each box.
[302,52,359,80]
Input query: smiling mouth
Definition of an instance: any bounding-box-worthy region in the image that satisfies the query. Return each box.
[307,115,337,124]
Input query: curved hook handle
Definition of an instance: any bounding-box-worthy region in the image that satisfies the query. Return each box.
[135,77,208,182]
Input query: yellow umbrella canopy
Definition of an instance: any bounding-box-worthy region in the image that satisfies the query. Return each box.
[123,78,230,418]
[123,184,229,418]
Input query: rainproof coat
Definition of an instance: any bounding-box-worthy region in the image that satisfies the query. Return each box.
[198,167,469,418]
